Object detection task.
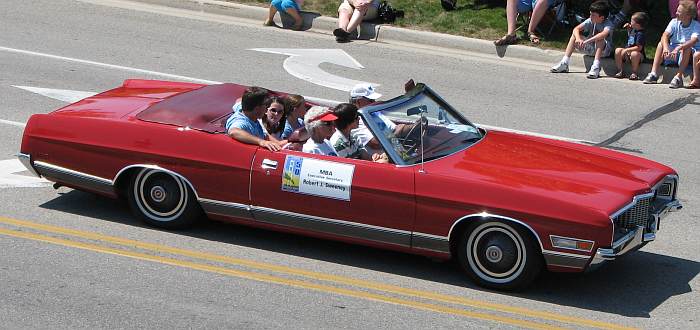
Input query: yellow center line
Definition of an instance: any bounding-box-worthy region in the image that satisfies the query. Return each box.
[0,216,635,330]
[0,226,561,330]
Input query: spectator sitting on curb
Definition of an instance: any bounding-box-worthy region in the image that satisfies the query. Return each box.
[264,0,304,30]
[642,0,699,88]
[614,12,649,80]
[226,87,283,151]
[333,0,380,43]
[550,1,613,79]
[494,0,556,46]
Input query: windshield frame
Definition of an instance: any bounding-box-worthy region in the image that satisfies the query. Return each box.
[358,83,484,166]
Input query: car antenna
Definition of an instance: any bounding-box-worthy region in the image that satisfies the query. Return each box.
[419,107,426,174]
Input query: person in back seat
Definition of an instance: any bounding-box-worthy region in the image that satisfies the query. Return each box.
[302,106,339,156]
[226,86,283,151]
[330,103,389,163]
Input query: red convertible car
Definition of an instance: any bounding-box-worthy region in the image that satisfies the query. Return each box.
[18,79,682,290]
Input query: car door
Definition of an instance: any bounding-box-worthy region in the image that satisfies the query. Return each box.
[249,149,415,248]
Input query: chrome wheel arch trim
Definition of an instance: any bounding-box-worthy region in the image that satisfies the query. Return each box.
[448,212,545,252]
[113,164,201,200]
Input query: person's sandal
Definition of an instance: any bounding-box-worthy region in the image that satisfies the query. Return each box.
[614,71,624,79]
[263,19,274,26]
[687,82,700,89]
[528,32,541,45]
[629,73,638,80]
[494,34,517,46]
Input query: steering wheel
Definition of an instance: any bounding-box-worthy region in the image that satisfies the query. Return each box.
[400,116,428,155]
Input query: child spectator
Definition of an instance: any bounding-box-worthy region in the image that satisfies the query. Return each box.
[614,12,649,80]
[642,0,700,88]
[550,1,613,79]
[264,0,304,31]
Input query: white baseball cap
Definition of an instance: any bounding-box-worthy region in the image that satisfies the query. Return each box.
[350,83,382,100]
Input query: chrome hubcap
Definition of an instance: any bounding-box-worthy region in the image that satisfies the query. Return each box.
[485,245,503,263]
[150,186,166,202]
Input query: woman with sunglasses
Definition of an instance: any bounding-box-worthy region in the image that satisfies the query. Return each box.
[260,96,289,141]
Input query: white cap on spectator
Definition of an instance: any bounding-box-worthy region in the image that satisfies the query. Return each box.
[350,83,382,100]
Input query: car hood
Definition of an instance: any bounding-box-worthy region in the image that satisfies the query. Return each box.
[424,129,675,218]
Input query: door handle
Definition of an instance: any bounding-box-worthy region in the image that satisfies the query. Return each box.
[261,159,278,170]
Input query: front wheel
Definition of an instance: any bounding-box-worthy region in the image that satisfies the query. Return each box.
[457,221,542,290]
[128,168,201,229]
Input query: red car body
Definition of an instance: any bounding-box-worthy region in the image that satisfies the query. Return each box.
[18,79,682,289]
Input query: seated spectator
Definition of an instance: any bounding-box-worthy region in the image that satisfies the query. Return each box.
[614,12,649,80]
[303,106,339,156]
[264,0,304,30]
[642,0,699,88]
[332,103,390,163]
[333,0,380,43]
[260,96,289,140]
[282,94,307,138]
[550,1,613,79]
[226,86,283,151]
[494,0,556,46]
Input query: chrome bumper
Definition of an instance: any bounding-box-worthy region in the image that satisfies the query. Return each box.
[589,199,682,267]
[16,153,41,178]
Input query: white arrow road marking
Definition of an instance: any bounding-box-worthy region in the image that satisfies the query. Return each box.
[251,48,377,91]
[0,119,26,128]
[13,85,97,104]
[0,159,50,189]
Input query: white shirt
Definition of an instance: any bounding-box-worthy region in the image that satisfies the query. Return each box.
[302,139,338,156]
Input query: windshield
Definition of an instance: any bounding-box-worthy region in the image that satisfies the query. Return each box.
[362,87,483,165]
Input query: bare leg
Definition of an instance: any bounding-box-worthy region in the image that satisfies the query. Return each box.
[650,42,664,76]
[505,0,518,36]
[690,52,700,85]
[630,51,642,75]
[676,49,692,77]
[564,34,576,57]
[528,0,549,35]
[338,8,351,30]
[264,6,277,26]
[593,39,605,63]
[614,48,624,72]
[346,8,368,33]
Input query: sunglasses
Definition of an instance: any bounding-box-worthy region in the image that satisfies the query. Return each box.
[321,121,335,127]
[267,107,284,114]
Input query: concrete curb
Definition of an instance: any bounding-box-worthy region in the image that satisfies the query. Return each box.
[160,0,684,83]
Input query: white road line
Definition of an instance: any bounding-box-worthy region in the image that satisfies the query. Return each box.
[0,119,26,128]
[0,46,219,84]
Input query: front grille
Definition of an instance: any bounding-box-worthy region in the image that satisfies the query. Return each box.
[615,195,653,229]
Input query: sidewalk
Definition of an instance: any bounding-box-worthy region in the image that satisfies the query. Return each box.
[157,0,683,83]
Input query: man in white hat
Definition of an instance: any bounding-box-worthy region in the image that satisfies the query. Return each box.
[348,83,397,151]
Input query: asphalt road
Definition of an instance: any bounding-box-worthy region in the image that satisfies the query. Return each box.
[1,0,698,328]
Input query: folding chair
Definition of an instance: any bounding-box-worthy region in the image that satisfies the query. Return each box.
[518,0,568,38]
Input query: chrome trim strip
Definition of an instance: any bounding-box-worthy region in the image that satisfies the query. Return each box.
[590,226,645,267]
[447,212,544,252]
[33,161,114,195]
[35,161,113,185]
[412,232,449,253]
[549,235,595,253]
[541,249,590,259]
[251,206,412,247]
[542,251,590,269]
[16,153,40,177]
[199,198,253,220]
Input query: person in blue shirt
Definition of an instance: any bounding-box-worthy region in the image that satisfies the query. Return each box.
[643,0,699,88]
[551,1,613,79]
[614,12,649,80]
[226,86,283,151]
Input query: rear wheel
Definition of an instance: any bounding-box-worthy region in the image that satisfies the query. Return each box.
[127,168,201,229]
[457,221,542,290]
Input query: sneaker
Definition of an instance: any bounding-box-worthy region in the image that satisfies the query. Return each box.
[642,72,659,84]
[587,66,600,79]
[669,76,683,89]
[550,62,569,73]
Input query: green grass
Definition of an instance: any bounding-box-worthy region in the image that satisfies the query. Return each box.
[233,0,671,58]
